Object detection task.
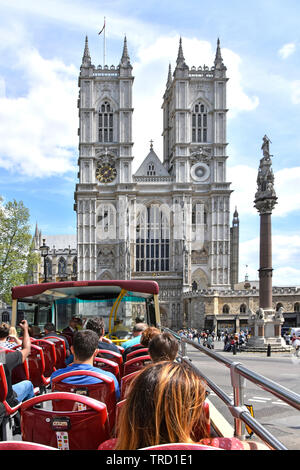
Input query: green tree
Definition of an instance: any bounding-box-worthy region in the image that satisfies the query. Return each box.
[0,198,39,304]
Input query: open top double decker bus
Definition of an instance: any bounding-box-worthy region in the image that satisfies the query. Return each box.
[10,280,160,343]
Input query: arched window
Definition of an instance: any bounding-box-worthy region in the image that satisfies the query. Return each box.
[240,304,247,313]
[147,163,156,176]
[98,101,113,143]
[58,257,67,276]
[135,205,170,272]
[192,102,208,143]
[294,303,300,312]
[222,304,230,314]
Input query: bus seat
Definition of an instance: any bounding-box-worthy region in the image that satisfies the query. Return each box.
[61,332,73,347]
[139,443,222,450]
[0,363,22,441]
[0,440,57,450]
[116,345,124,355]
[27,344,50,389]
[43,336,66,370]
[125,348,149,362]
[115,398,126,422]
[51,369,117,434]
[94,357,120,383]
[20,392,110,450]
[97,350,123,376]
[123,355,151,377]
[120,371,140,400]
[0,346,30,385]
[31,339,57,377]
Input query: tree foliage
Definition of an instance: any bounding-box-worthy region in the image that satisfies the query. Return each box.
[0,198,39,304]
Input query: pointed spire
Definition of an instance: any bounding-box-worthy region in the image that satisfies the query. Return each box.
[166,63,172,87]
[214,37,224,69]
[34,222,39,238]
[120,35,130,67]
[82,35,91,66]
[176,37,186,67]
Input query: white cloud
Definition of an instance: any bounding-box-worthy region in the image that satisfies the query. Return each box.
[239,234,300,286]
[0,46,78,178]
[278,42,296,59]
[227,163,300,218]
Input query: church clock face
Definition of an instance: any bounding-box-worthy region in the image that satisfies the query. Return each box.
[96,163,117,183]
[191,162,210,182]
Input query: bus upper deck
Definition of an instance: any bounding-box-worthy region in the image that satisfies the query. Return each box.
[10,280,160,342]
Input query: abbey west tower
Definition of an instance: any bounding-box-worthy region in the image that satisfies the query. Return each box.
[74,36,239,328]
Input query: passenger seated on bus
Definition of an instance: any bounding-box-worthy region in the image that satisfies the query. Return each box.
[62,316,82,341]
[148,332,179,363]
[28,325,41,339]
[50,329,120,400]
[0,320,35,435]
[123,327,160,362]
[98,362,268,451]
[43,322,70,357]
[66,317,120,364]
[0,323,22,348]
[121,322,148,351]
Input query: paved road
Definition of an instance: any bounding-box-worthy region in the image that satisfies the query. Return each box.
[185,341,300,450]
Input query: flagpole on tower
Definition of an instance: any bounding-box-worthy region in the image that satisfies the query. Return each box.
[103,16,106,66]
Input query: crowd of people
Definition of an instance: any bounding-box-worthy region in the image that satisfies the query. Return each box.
[0,317,268,450]
[178,328,249,352]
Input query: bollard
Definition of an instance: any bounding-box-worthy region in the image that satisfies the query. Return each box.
[267,344,271,357]
[233,343,237,355]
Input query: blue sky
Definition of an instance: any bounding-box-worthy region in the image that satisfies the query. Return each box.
[0,0,300,285]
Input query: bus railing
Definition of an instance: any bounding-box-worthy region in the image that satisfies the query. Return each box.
[163,328,300,450]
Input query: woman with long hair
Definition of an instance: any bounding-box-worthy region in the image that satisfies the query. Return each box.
[99,361,268,450]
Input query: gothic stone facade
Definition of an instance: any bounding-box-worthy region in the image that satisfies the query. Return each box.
[72,36,239,329]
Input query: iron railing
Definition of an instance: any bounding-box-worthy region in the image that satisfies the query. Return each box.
[163,328,300,450]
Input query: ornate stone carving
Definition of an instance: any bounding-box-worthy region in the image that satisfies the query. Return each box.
[254,135,278,214]
[97,246,115,267]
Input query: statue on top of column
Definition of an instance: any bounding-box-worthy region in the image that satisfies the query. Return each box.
[254,135,278,213]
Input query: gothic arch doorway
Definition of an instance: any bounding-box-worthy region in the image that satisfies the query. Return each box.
[191,268,208,290]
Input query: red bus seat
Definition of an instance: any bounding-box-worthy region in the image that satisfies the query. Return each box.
[94,357,120,383]
[0,363,22,416]
[43,336,66,369]
[31,339,57,377]
[139,443,222,450]
[123,355,151,376]
[0,440,57,450]
[0,346,30,385]
[97,350,123,376]
[125,348,149,361]
[120,370,140,400]
[51,370,117,433]
[116,345,124,354]
[27,344,50,388]
[0,362,22,440]
[20,392,110,450]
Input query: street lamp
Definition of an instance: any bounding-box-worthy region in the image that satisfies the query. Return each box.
[40,238,49,283]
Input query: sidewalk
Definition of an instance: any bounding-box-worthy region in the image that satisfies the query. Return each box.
[188,340,293,357]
